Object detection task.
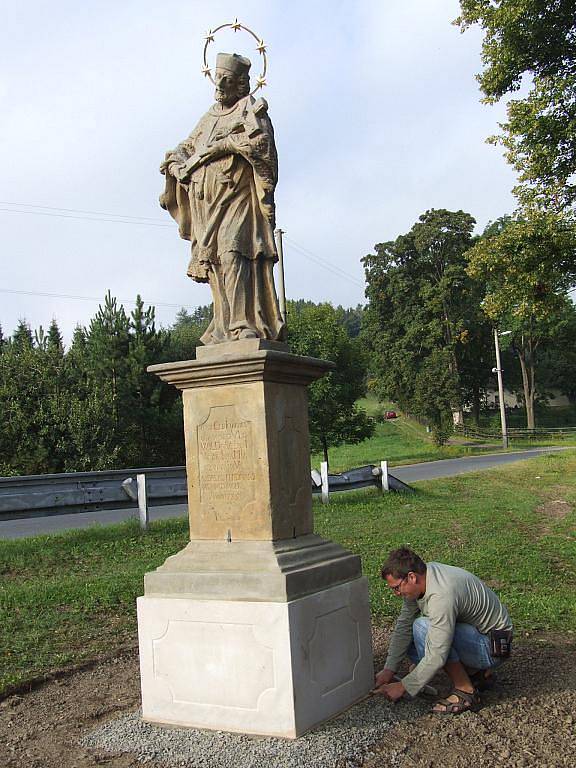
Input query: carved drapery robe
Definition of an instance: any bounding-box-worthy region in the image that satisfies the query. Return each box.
[160,95,285,345]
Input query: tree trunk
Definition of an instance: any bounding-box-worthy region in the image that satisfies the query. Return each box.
[472,386,481,427]
[112,366,118,427]
[517,344,536,430]
[452,409,464,425]
[444,318,464,425]
[321,436,329,468]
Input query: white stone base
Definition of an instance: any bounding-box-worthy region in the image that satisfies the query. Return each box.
[137,577,373,738]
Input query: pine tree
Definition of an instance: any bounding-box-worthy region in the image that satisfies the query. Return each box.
[0,322,51,473]
[87,291,130,425]
[126,296,184,466]
[167,308,204,360]
[46,319,64,356]
[12,320,34,352]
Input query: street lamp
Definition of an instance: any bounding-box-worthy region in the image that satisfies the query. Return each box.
[492,330,512,450]
[274,228,287,326]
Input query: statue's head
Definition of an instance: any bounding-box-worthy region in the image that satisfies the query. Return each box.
[214,52,251,107]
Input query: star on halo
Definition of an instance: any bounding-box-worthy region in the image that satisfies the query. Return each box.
[231,18,242,31]
[255,75,267,89]
[256,39,266,54]
[204,29,215,43]
[202,65,211,77]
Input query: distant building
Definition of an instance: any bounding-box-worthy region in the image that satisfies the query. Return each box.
[484,388,571,409]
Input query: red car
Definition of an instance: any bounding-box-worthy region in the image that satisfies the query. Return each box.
[384,411,398,420]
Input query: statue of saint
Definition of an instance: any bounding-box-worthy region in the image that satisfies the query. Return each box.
[160,52,286,345]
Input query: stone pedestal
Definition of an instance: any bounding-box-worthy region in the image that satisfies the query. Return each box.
[138,341,374,737]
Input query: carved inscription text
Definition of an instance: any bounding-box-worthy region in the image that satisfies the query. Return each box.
[197,405,256,519]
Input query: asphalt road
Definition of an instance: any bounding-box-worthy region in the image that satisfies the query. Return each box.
[0,502,190,540]
[389,447,568,483]
[0,447,568,540]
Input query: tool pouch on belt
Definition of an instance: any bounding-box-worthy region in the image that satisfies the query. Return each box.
[490,629,513,657]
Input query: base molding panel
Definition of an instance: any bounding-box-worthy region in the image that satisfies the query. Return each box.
[137,577,373,738]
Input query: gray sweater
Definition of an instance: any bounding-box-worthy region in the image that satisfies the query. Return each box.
[385,562,512,696]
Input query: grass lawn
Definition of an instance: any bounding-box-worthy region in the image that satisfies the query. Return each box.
[313,397,576,473]
[1,451,575,696]
[311,411,500,472]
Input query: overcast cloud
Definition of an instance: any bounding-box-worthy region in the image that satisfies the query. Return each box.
[1,0,518,341]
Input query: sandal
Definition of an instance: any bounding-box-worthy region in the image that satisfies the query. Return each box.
[469,670,496,692]
[432,688,480,715]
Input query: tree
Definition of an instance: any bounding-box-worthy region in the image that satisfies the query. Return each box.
[0,296,191,475]
[411,349,462,445]
[335,304,364,338]
[287,302,374,466]
[70,292,186,470]
[0,323,56,473]
[166,308,207,361]
[536,302,576,405]
[46,319,64,355]
[466,213,576,427]
[456,0,576,212]
[86,291,131,422]
[12,320,33,352]
[124,296,183,467]
[363,209,493,434]
[35,319,71,471]
[290,301,364,339]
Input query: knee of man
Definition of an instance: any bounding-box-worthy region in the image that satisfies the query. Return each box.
[412,617,429,640]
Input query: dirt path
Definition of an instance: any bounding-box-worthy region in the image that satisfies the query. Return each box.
[1,629,575,768]
[368,631,576,768]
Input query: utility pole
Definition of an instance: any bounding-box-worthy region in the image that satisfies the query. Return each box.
[274,228,287,326]
[493,329,510,450]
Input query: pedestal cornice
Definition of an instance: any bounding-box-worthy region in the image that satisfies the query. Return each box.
[147,347,334,390]
[143,534,363,602]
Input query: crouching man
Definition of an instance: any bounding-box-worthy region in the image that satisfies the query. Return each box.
[374,547,513,714]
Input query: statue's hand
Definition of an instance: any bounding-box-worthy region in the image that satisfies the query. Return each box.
[212,123,243,142]
[160,149,180,174]
[199,139,229,161]
[169,162,187,181]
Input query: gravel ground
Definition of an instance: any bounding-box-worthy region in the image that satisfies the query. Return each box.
[1,628,575,768]
[82,697,426,768]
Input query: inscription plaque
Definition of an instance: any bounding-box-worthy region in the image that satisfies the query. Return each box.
[197,405,256,521]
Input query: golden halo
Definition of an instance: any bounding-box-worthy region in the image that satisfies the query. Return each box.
[202,19,268,95]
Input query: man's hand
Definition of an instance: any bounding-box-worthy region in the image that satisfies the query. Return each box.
[374,668,395,689]
[373,681,406,701]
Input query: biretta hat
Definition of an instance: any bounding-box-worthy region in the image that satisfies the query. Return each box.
[215,52,251,76]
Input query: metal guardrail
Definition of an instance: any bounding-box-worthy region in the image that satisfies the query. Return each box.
[0,462,414,523]
[311,462,414,502]
[0,466,187,521]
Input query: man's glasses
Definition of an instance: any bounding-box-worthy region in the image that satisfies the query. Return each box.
[388,574,410,594]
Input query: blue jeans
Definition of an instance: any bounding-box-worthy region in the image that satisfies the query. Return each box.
[407,617,502,670]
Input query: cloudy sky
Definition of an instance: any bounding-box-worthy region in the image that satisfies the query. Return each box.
[1,0,519,342]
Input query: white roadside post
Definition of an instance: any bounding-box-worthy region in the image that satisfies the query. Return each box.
[380,460,389,492]
[136,473,149,530]
[320,461,330,504]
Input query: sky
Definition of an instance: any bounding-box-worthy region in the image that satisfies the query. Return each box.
[1,0,520,343]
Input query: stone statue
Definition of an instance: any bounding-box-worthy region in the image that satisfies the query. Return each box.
[160,52,286,345]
